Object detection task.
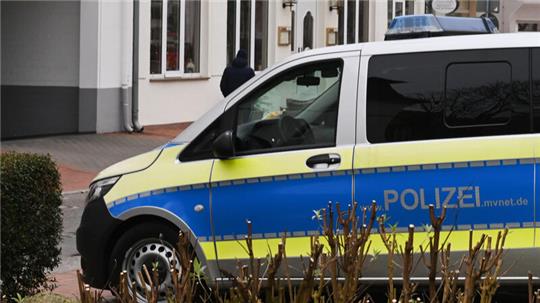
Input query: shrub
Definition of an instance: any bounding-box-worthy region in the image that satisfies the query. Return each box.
[12,292,77,303]
[1,152,63,297]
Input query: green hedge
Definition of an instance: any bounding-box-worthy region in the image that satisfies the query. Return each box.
[1,152,63,297]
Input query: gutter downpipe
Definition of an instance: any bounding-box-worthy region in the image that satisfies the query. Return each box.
[131,0,144,132]
[122,0,134,133]
[122,84,133,132]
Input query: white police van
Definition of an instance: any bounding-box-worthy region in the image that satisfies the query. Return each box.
[77,32,540,299]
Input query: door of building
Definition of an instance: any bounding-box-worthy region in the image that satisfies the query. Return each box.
[294,0,318,52]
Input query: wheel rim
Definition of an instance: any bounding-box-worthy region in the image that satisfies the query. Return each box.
[122,238,181,302]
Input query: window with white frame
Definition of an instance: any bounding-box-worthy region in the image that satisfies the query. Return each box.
[227,0,268,71]
[336,0,369,45]
[388,0,415,25]
[518,22,540,32]
[150,0,201,75]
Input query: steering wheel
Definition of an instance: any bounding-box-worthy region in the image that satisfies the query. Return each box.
[277,115,315,146]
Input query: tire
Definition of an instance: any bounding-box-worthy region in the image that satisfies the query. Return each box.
[108,220,180,302]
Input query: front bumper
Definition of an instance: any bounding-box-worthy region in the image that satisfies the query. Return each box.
[76,197,122,288]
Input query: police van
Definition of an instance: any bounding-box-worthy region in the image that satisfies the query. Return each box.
[77,33,540,296]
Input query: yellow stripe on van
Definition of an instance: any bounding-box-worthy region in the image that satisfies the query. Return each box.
[537,227,540,247]
[104,145,213,204]
[354,135,540,169]
[211,146,354,182]
[200,228,535,261]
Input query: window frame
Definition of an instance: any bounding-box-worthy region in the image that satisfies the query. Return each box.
[150,0,202,77]
[517,21,540,32]
[338,0,369,44]
[387,0,418,26]
[227,0,269,71]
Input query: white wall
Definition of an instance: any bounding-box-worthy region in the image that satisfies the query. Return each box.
[209,1,228,76]
[273,1,294,63]
[139,77,223,125]
[79,0,133,89]
[99,1,133,88]
[138,0,222,126]
[136,0,388,126]
[370,0,388,41]
[501,1,540,33]
[78,0,134,133]
[79,1,99,89]
[323,2,339,46]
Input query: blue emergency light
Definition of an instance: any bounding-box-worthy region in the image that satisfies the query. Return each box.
[385,14,498,40]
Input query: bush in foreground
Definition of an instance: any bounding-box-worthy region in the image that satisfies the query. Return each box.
[78,202,540,303]
[1,152,63,297]
[10,292,77,303]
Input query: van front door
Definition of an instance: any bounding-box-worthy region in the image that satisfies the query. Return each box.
[208,53,359,275]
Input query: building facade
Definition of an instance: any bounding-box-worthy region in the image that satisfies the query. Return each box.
[2,0,539,139]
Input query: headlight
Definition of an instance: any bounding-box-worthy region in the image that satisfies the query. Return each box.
[87,176,120,202]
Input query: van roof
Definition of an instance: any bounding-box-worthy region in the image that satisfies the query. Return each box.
[291,32,540,58]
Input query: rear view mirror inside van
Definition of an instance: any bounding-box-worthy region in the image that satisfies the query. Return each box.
[321,67,339,78]
[297,76,320,87]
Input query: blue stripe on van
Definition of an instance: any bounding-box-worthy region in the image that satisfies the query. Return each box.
[163,142,180,149]
[355,159,535,230]
[210,172,352,240]
[534,159,540,247]
[107,159,535,240]
[108,186,212,238]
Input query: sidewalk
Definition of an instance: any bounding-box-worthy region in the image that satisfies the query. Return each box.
[1,123,188,298]
[2,123,188,192]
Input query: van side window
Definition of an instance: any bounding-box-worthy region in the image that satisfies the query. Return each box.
[366,49,531,144]
[179,109,235,161]
[233,60,343,154]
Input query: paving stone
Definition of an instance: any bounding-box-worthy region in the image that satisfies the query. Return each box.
[2,133,170,173]
[1,123,188,191]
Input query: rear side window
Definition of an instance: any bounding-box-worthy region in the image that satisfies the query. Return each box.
[366,49,531,143]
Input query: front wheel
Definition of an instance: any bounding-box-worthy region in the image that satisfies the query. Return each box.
[109,221,180,302]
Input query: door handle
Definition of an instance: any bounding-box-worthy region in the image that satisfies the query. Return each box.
[306,153,341,169]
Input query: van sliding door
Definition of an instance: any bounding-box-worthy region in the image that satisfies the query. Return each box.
[354,48,539,279]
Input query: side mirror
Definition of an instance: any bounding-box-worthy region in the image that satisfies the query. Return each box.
[212,130,235,159]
